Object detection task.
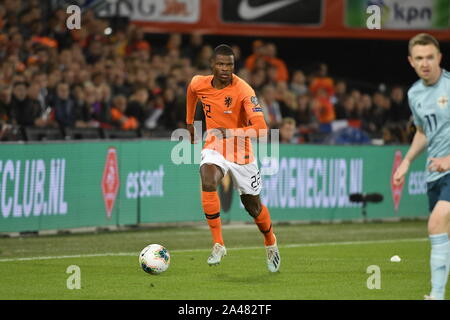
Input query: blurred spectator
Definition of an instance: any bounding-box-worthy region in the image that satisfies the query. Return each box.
[275,81,296,118]
[355,93,373,132]
[195,44,213,70]
[333,79,347,105]
[182,32,204,62]
[389,86,410,123]
[310,63,334,100]
[10,82,31,125]
[34,47,52,73]
[266,65,279,86]
[350,89,361,104]
[264,42,289,82]
[111,95,138,130]
[279,117,300,144]
[382,123,407,145]
[294,94,318,142]
[231,44,243,72]
[0,84,12,123]
[49,8,72,50]
[27,82,54,128]
[50,82,78,128]
[144,93,165,129]
[245,41,288,82]
[127,87,149,125]
[259,84,283,128]
[335,95,358,120]
[111,68,132,97]
[160,87,185,130]
[237,68,251,85]
[311,88,336,131]
[250,69,266,93]
[79,84,111,128]
[165,33,181,53]
[72,85,94,128]
[290,70,308,96]
[126,25,151,56]
[367,91,390,134]
[85,38,103,65]
[245,39,265,72]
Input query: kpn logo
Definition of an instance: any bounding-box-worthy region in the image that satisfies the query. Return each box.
[366,0,446,30]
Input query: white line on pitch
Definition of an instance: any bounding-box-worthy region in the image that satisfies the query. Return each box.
[0,237,428,262]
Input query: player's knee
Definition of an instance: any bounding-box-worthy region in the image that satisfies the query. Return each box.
[428,218,443,234]
[200,165,222,192]
[244,202,261,218]
[201,179,218,192]
[428,216,449,234]
[428,203,450,234]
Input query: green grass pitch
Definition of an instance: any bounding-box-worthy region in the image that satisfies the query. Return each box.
[0,220,443,300]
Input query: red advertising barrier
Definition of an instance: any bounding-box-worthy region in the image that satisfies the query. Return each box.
[126,0,450,41]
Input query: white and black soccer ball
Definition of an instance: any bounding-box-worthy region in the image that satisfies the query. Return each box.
[139,244,170,275]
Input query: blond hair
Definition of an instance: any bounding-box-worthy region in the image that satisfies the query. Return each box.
[408,33,440,56]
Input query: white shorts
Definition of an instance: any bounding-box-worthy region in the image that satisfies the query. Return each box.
[200,149,262,196]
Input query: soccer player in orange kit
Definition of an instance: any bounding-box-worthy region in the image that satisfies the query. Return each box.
[186,44,280,272]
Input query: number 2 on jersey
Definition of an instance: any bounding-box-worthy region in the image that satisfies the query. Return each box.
[251,171,261,190]
[203,103,211,118]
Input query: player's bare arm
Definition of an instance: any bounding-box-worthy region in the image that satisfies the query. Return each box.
[393,126,427,185]
[187,123,196,144]
[186,77,199,144]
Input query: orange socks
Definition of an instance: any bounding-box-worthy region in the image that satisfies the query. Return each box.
[202,191,274,247]
[254,205,275,246]
[201,191,224,246]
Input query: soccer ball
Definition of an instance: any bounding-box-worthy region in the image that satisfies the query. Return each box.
[139,244,170,275]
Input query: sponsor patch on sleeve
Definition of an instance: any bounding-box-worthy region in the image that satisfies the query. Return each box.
[252,107,263,112]
[251,96,259,106]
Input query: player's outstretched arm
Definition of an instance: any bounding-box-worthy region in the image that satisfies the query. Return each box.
[393,126,427,185]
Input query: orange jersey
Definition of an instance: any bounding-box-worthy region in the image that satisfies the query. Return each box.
[312,97,336,124]
[186,74,266,164]
[310,76,335,98]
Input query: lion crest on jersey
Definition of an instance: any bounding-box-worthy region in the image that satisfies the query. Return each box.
[224,96,232,108]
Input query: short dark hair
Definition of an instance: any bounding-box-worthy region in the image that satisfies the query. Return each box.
[408,33,440,56]
[13,81,28,88]
[212,44,235,60]
[281,117,296,127]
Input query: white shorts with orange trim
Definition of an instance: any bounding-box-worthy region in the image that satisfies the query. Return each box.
[200,149,262,196]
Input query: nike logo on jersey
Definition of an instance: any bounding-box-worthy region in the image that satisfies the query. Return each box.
[238,0,299,20]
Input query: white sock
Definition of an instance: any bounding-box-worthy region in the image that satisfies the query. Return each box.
[429,233,450,300]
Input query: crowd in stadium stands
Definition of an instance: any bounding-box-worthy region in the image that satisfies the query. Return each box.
[0,0,413,144]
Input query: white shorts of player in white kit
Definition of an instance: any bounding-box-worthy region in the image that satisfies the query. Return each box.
[200,149,262,196]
